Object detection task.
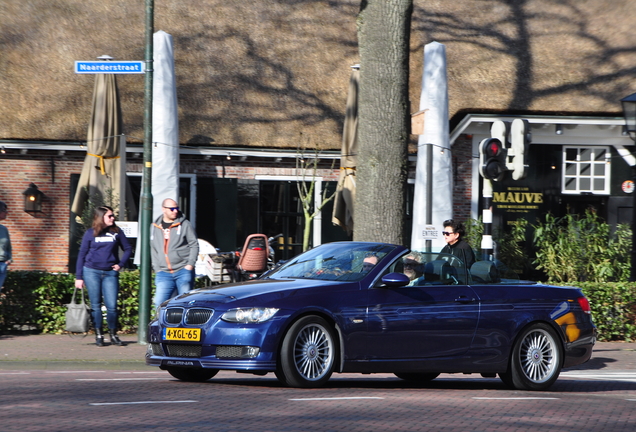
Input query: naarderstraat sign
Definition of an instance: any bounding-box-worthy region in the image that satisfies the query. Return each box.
[74,61,145,74]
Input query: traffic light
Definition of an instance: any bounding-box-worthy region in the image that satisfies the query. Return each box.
[509,119,531,180]
[479,137,507,181]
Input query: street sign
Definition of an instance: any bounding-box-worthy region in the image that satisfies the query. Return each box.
[74,61,145,74]
[117,221,139,238]
[420,224,442,241]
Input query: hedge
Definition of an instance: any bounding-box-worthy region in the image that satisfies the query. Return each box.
[0,270,208,335]
[567,281,636,342]
[1,271,634,341]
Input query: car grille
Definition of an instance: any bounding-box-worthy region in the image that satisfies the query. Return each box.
[216,346,244,358]
[164,307,214,325]
[165,344,202,358]
[185,308,214,325]
[149,343,164,356]
[165,308,184,324]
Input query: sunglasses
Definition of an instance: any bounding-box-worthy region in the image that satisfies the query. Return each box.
[163,206,179,212]
[106,214,115,219]
[442,231,456,236]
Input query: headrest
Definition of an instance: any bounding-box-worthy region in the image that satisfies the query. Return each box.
[470,261,500,283]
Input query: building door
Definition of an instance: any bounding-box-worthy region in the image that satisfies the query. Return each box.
[259,180,304,261]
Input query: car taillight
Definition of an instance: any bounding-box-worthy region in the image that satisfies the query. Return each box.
[577,297,591,314]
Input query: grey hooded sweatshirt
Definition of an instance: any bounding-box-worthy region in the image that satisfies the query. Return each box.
[150,213,199,273]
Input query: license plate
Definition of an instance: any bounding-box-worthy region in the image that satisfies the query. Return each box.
[163,327,201,341]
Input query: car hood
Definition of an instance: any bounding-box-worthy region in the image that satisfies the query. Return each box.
[165,278,346,306]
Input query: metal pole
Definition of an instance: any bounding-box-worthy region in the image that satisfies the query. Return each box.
[481,178,494,260]
[138,0,154,344]
[425,142,433,252]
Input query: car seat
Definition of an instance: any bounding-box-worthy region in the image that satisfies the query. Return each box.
[470,261,500,284]
[424,260,457,284]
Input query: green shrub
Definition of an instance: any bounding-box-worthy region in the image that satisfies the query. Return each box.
[0,271,45,332]
[463,217,530,274]
[558,281,636,342]
[533,211,631,283]
[0,270,153,334]
[0,269,213,335]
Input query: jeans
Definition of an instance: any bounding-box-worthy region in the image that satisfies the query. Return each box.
[83,266,120,331]
[0,262,7,293]
[154,267,194,309]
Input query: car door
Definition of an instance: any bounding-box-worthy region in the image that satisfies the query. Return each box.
[365,253,480,360]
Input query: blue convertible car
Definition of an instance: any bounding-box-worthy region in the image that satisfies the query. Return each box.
[146,241,596,390]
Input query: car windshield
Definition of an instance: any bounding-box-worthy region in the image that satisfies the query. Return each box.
[265,243,397,282]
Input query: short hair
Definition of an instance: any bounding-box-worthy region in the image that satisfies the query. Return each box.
[162,198,178,207]
[0,201,6,212]
[363,254,379,265]
[403,251,423,263]
[443,219,465,238]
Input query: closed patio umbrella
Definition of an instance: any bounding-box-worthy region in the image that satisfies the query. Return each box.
[332,67,359,235]
[71,71,124,218]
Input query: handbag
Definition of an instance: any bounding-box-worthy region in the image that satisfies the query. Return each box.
[65,287,91,333]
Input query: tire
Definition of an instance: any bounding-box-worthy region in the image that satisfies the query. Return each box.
[499,323,562,391]
[394,372,440,383]
[167,367,219,382]
[278,316,337,388]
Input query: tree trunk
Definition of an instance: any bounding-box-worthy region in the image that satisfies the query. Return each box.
[354,0,413,245]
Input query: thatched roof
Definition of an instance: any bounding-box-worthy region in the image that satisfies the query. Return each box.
[1,0,635,150]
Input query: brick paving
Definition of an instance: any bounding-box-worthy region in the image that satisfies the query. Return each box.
[1,336,636,432]
[0,333,635,371]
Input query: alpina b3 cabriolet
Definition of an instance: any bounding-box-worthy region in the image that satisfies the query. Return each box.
[146,241,596,390]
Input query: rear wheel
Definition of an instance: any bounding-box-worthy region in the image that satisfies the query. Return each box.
[394,372,440,383]
[166,367,219,382]
[278,316,337,388]
[499,323,562,391]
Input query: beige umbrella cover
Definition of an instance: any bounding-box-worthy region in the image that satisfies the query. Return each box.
[71,74,123,217]
[332,68,359,235]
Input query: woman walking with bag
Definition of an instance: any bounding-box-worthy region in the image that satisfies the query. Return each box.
[75,206,132,346]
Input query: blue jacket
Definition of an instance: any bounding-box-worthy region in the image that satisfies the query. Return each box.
[76,228,132,279]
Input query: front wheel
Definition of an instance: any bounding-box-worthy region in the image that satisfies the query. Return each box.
[499,323,562,391]
[278,316,337,388]
[166,367,219,382]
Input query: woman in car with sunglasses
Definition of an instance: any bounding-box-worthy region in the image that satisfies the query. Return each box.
[440,219,475,270]
[75,206,132,347]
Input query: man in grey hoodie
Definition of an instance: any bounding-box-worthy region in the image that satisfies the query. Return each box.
[151,198,199,308]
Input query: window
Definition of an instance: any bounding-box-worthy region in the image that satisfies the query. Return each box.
[562,146,610,194]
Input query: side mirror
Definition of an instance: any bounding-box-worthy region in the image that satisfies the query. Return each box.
[381,272,410,288]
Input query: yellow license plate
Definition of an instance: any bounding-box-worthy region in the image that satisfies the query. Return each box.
[163,328,201,341]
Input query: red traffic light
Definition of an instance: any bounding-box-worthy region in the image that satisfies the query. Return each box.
[484,138,504,158]
[479,137,508,181]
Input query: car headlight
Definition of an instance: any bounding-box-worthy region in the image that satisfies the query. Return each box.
[221,307,279,324]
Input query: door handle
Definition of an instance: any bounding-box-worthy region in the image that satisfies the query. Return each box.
[455,296,475,303]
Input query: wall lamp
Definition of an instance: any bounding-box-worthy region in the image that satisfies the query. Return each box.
[555,124,563,135]
[22,183,44,214]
